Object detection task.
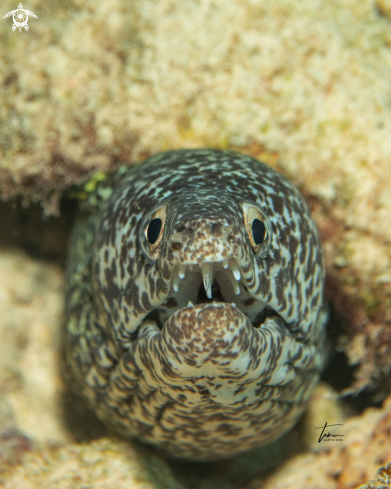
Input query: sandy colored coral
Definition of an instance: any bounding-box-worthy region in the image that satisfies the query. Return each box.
[1,438,182,489]
[252,396,391,489]
[0,249,67,444]
[1,0,391,485]
[357,462,391,489]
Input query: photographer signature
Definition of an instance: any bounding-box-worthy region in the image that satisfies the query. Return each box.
[314,422,344,443]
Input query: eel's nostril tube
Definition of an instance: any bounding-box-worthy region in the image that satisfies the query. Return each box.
[214,224,233,239]
[171,242,182,251]
[170,230,189,251]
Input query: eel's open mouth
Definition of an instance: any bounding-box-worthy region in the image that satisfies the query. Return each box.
[192,278,277,328]
[171,259,242,298]
[147,258,280,332]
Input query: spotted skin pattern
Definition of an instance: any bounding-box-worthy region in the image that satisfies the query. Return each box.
[65,149,326,460]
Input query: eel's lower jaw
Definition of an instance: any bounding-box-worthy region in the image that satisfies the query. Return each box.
[155,302,289,393]
[159,302,255,378]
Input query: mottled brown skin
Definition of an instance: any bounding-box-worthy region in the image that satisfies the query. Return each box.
[65,149,326,460]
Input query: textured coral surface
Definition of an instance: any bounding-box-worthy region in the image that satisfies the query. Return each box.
[357,462,391,489]
[1,0,391,486]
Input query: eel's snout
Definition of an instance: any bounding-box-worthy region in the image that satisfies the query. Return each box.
[168,221,236,262]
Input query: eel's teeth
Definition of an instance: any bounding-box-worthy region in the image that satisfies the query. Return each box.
[178,264,186,279]
[223,259,229,269]
[188,264,194,271]
[173,267,180,292]
[187,300,194,307]
[202,262,214,299]
[228,270,240,295]
[229,259,241,281]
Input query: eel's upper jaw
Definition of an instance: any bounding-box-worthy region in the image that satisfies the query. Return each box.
[171,258,241,299]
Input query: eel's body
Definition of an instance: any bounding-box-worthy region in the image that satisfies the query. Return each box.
[65,149,326,460]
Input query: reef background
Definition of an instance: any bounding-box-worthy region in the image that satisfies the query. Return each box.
[1,0,391,487]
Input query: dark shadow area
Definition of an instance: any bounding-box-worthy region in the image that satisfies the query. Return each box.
[321,301,356,390]
[320,301,384,414]
[0,198,77,266]
[164,422,307,489]
[60,384,109,442]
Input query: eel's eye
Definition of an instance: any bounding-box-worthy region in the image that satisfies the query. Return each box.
[242,201,272,258]
[252,219,266,245]
[147,218,163,244]
[139,204,167,263]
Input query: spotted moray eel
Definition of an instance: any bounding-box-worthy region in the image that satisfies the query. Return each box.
[65,149,326,461]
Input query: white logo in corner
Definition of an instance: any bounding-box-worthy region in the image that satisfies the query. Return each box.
[3,3,38,32]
